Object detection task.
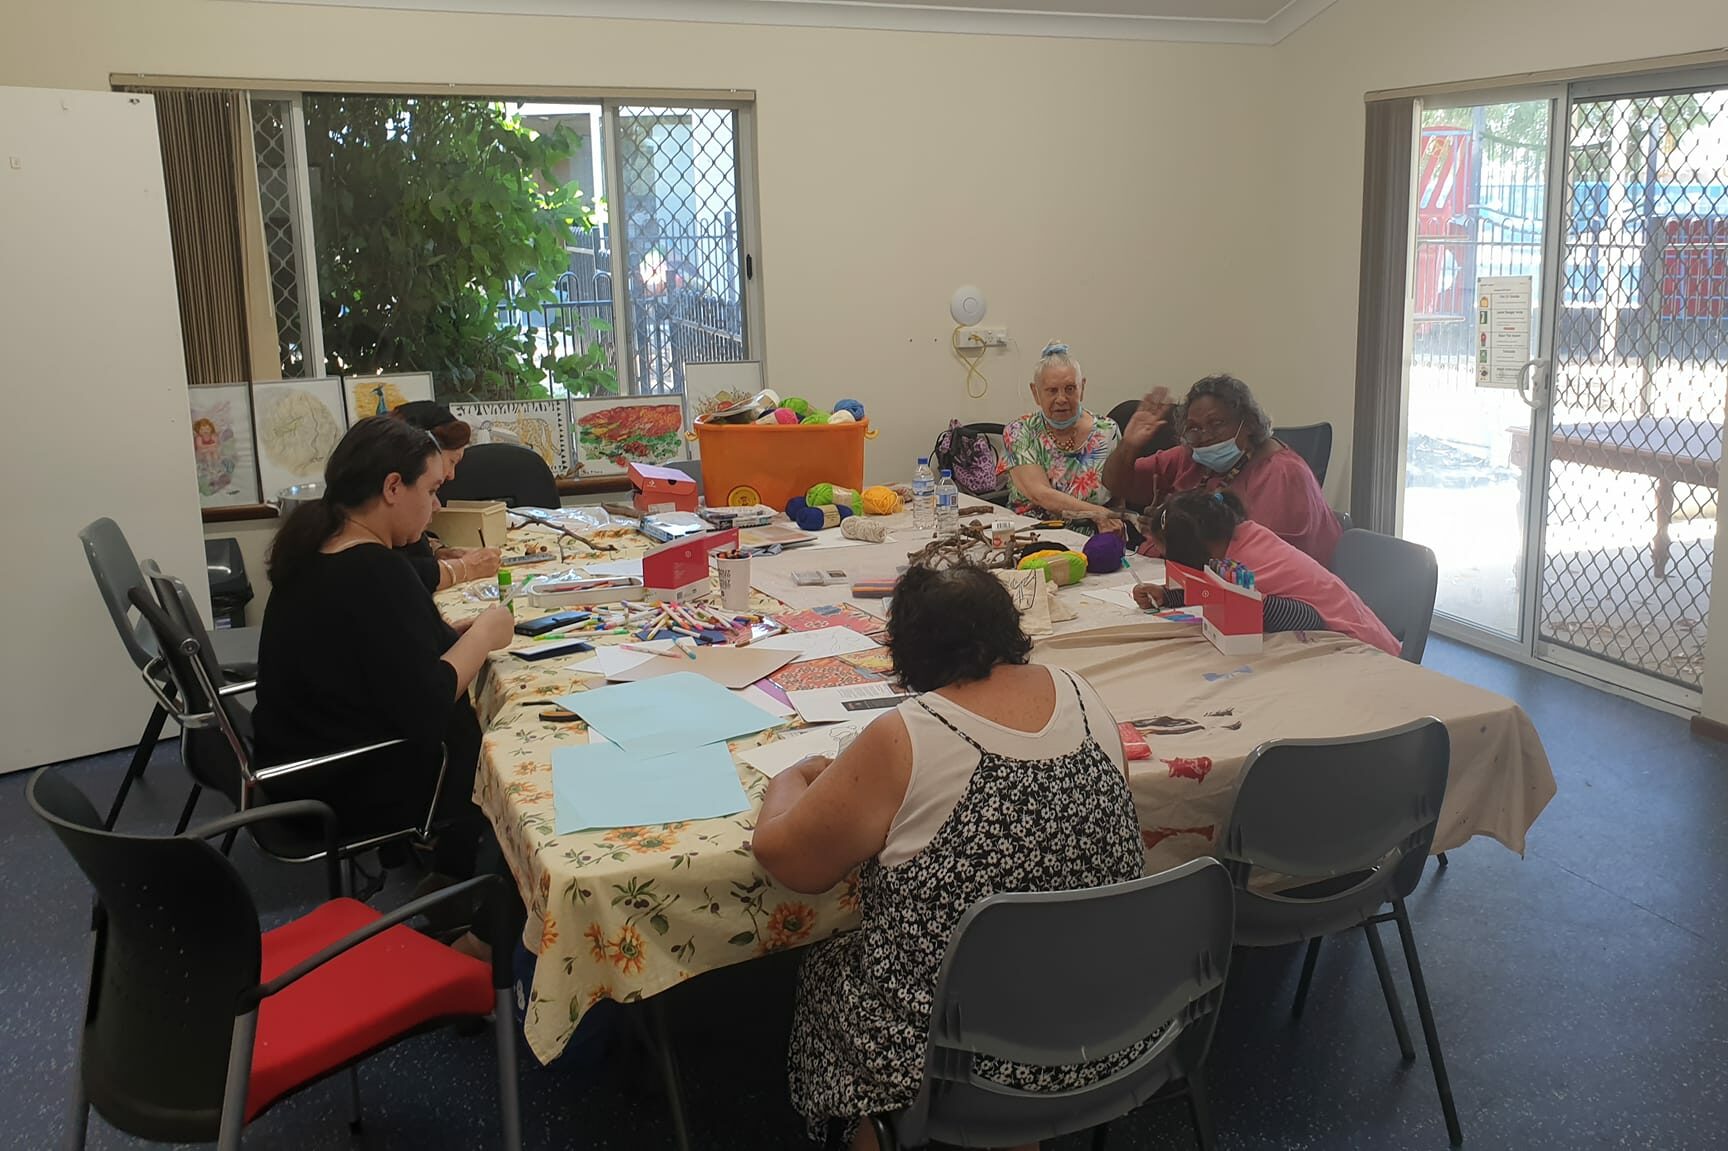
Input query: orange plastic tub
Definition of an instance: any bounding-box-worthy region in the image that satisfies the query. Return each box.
[692,418,872,510]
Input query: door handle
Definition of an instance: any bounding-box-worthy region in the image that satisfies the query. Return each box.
[1516,358,1549,409]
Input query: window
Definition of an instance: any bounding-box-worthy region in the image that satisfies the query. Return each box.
[244,90,757,400]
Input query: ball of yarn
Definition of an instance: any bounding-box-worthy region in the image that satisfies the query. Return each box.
[807,483,835,507]
[1082,531,1127,574]
[792,504,847,531]
[828,409,856,425]
[859,485,902,516]
[1018,550,1088,586]
[842,517,888,542]
[771,407,799,425]
[832,399,866,421]
[782,396,811,417]
[800,411,831,425]
[785,496,809,517]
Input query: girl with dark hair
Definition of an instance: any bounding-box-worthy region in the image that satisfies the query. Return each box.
[389,401,502,592]
[753,565,1144,1150]
[1101,373,1341,565]
[253,416,517,955]
[1132,488,1400,655]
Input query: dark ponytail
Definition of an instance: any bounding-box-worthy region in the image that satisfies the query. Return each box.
[1152,488,1246,570]
[267,416,442,586]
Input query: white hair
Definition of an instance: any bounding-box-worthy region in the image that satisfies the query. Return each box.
[1031,340,1083,387]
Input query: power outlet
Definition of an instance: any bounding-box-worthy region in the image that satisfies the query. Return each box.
[955,325,1008,349]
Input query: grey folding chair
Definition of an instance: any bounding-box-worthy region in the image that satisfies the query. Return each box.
[1273,422,1334,485]
[79,518,260,829]
[1219,718,1462,1146]
[130,574,446,884]
[864,858,1236,1151]
[1332,528,1439,664]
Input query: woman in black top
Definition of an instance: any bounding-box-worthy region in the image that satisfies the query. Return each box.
[390,401,502,593]
[252,416,516,950]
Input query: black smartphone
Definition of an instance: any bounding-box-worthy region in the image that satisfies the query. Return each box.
[514,611,591,637]
[513,640,594,662]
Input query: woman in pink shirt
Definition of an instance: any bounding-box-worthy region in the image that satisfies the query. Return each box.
[1132,489,1400,656]
[1100,374,1340,567]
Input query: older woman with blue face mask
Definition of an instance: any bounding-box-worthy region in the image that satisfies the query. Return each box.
[1100,373,1341,566]
[1002,341,1123,531]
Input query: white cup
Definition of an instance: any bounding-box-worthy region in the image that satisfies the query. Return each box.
[716,554,752,612]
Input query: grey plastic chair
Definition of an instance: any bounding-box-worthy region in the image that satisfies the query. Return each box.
[1219,718,1461,1146]
[865,858,1236,1151]
[1331,528,1438,664]
[438,442,559,508]
[1273,422,1333,485]
[130,573,445,878]
[79,518,261,830]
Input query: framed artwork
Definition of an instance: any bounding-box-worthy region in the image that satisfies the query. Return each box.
[568,394,689,477]
[252,376,347,501]
[344,371,434,423]
[450,399,573,476]
[188,383,260,508]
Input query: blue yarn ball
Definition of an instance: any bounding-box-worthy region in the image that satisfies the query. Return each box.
[791,505,825,531]
[785,496,809,517]
[831,398,866,421]
[837,504,854,521]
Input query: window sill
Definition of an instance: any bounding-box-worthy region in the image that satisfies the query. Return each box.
[198,476,633,525]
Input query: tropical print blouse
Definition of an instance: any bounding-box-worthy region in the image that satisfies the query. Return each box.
[1003,411,1120,518]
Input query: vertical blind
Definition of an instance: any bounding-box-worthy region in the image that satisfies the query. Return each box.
[1351,97,1416,533]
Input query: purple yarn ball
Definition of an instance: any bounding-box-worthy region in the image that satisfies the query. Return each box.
[1083,531,1127,574]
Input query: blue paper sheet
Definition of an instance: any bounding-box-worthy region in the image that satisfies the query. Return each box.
[552,741,749,832]
[555,672,780,759]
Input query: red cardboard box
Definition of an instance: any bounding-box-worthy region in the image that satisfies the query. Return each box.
[629,462,701,513]
[1168,561,1264,655]
[642,528,739,603]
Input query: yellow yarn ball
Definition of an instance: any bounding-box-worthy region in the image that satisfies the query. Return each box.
[859,486,901,516]
[1018,550,1088,585]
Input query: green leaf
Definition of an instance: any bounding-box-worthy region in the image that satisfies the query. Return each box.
[649,913,670,935]
[727,931,756,946]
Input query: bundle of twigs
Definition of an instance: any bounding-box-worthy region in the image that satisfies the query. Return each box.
[906,520,1047,571]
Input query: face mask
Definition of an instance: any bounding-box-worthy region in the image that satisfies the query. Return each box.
[1044,408,1082,431]
[1191,434,1244,472]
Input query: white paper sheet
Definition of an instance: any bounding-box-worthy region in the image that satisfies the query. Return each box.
[1081,586,1148,612]
[739,722,866,778]
[753,626,881,664]
[583,558,646,579]
[567,639,674,677]
[786,683,905,724]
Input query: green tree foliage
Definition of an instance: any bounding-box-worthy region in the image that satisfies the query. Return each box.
[302,96,614,399]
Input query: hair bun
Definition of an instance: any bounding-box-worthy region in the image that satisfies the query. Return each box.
[1040,340,1070,358]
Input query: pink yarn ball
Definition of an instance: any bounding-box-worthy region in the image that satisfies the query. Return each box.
[772,407,800,425]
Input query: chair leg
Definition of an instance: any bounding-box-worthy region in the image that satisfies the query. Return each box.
[346,1066,363,1133]
[103,703,169,830]
[64,1044,89,1151]
[1436,852,1450,869]
[1185,1068,1217,1151]
[219,826,240,858]
[1363,920,1416,1061]
[1090,1120,1111,1150]
[646,1000,692,1151]
[494,989,523,1151]
[1392,898,1463,1146]
[217,1011,258,1151]
[171,784,204,836]
[868,1115,899,1151]
[1291,936,1324,1019]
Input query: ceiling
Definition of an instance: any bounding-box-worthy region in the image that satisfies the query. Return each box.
[239,0,1339,43]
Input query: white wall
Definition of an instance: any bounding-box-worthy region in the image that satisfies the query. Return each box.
[0,0,1278,485]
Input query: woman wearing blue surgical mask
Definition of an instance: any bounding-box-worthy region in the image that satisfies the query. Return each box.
[1101,373,1341,566]
[1001,341,1123,531]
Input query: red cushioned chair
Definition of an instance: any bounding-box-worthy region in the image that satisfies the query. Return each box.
[29,766,522,1151]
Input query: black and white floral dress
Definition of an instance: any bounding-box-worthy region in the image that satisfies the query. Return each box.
[788,670,1146,1139]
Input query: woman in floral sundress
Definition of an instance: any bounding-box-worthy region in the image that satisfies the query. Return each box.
[752,564,1145,1150]
[1002,341,1123,531]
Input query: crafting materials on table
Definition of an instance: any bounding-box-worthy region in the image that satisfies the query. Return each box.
[1019,549,1089,586]
[841,517,889,542]
[850,576,899,598]
[621,641,692,661]
[858,485,901,516]
[552,741,749,833]
[739,722,867,779]
[715,549,753,611]
[753,625,881,664]
[1083,531,1128,574]
[555,672,782,759]
[785,682,906,724]
[609,644,798,689]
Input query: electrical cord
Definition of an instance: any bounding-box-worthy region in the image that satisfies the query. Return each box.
[950,324,990,398]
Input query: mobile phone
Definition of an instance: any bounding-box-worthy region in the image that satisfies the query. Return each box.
[514,640,594,662]
[514,611,591,637]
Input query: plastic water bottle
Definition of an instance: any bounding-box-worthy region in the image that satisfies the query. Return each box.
[935,469,960,536]
[912,457,936,531]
